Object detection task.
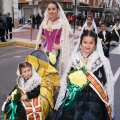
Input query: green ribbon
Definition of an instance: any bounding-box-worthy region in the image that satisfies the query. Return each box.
[61,67,90,111]
[5,100,23,120]
[80,66,88,76]
[61,83,81,111]
[0,115,4,120]
[102,44,108,51]
[5,100,18,120]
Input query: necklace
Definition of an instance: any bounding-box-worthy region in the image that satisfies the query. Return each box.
[50,17,59,23]
[80,51,93,67]
[47,17,59,36]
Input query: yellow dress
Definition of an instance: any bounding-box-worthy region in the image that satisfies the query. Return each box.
[26,55,60,120]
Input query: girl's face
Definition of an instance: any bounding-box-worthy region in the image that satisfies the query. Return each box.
[81,36,95,55]
[21,67,32,80]
[48,3,59,19]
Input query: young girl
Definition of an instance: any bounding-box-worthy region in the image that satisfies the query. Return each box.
[36,1,73,74]
[55,30,112,120]
[3,62,42,120]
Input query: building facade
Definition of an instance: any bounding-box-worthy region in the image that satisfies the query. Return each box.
[0,0,19,27]
[18,0,73,22]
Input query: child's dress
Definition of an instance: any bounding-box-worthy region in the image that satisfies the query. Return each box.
[56,51,111,120]
[4,69,42,120]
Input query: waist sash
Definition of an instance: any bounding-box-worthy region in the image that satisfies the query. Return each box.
[87,72,112,120]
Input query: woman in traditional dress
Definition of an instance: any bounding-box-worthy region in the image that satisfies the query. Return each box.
[55,30,114,120]
[111,21,120,46]
[36,1,72,73]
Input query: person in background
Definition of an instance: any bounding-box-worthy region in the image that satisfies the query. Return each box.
[6,12,13,40]
[0,12,7,42]
[98,22,112,58]
[110,21,120,46]
[36,13,42,29]
[81,16,97,33]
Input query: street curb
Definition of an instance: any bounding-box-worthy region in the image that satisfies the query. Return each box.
[0,41,36,48]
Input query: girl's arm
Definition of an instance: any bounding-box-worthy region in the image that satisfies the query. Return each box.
[26,85,40,99]
[5,85,17,102]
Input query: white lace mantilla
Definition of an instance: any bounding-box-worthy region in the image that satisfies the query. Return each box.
[41,18,65,30]
[72,51,103,73]
[17,71,41,93]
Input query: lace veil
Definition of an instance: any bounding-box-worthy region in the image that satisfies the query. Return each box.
[36,2,73,74]
[55,18,114,118]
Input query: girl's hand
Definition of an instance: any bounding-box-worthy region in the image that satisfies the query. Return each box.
[53,44,60,50]
[105,42,109,45]
[37,40,42,49]
[20,95,27,101]
[5,96,11,102]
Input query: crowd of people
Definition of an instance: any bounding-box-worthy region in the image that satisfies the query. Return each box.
[0,12,13,42]
[1,1,118,120]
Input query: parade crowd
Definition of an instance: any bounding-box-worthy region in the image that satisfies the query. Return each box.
[1,1,119,120]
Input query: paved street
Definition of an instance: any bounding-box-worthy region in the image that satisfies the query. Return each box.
[0,26,120,119]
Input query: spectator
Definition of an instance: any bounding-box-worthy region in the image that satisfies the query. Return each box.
[36,13,42,29]
[6,12,13,40]
[77,14,82,26]
[0,12,7,42]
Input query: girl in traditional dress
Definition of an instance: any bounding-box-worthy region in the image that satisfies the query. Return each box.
[36,1,72,74]
[3,62,42,120]
[55,30,113,120]
[81,16,97,33]
[111,21,120,46]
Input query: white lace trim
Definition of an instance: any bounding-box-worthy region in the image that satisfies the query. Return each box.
[41,18,65,30]
[72,51,103,73]
[17,71,41,93]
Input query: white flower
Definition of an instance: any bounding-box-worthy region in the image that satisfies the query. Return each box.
[11,89,18,100]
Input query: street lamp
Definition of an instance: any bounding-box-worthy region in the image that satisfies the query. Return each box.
[72,0,79,33]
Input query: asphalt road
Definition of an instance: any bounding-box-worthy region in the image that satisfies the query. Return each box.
[0,45,120,119]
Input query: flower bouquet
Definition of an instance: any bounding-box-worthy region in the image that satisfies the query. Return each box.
[100,39,108,51]
[46,52,57,67]
[4,87,22,120]
[61,67,90,111]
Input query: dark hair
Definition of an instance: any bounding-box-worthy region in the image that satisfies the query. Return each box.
[7,12,10,15]
[87,16,93,20]
[80,30,97,45]
[49,1,59,9]
[100,22,106,26]
[19,62,32,74]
